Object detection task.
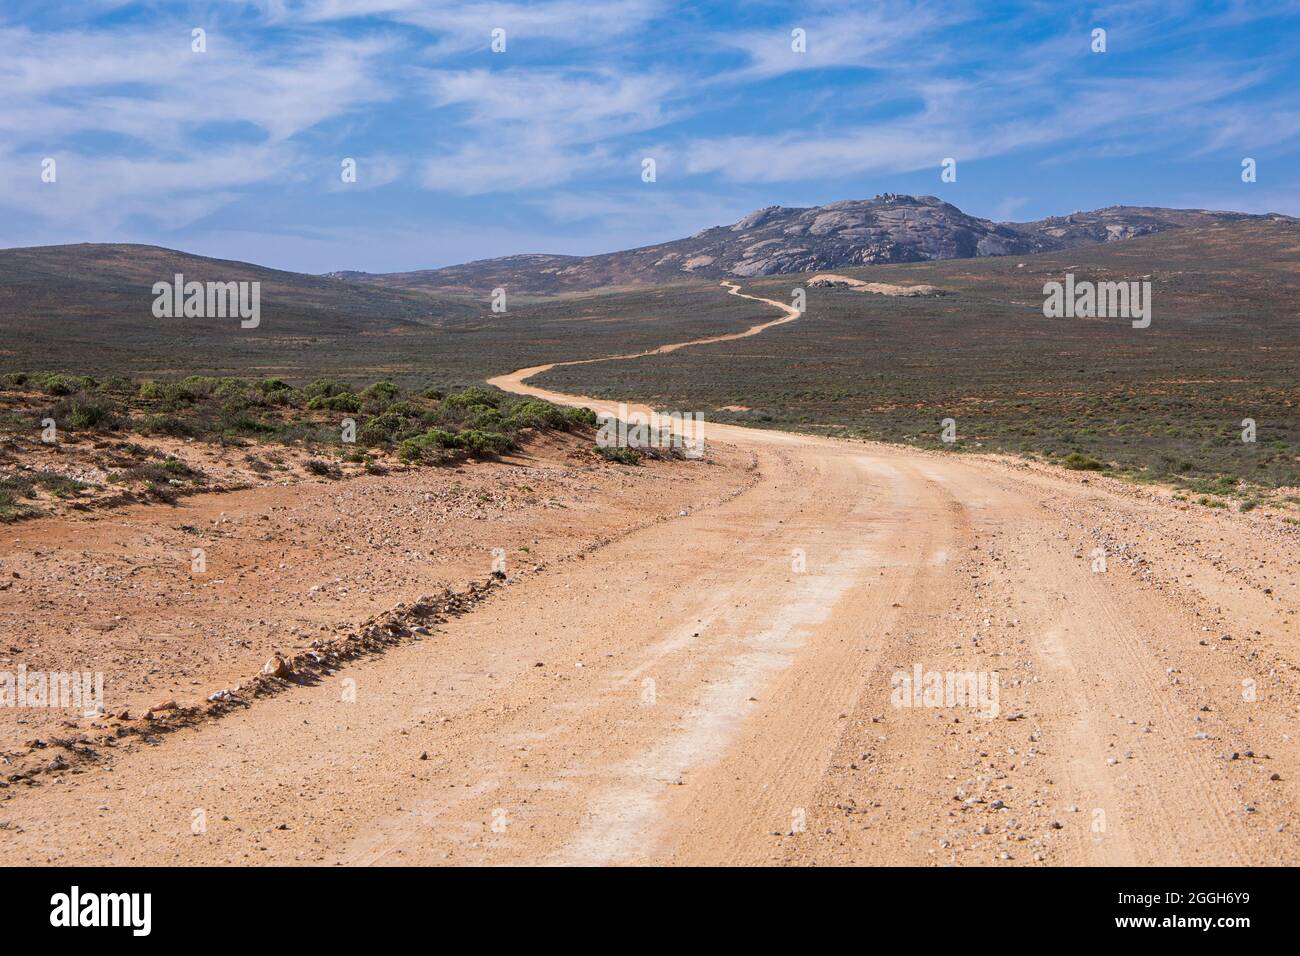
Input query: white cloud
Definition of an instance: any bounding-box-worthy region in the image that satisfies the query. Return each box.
[421,133,612,195]
[0,22,397,229]
[720,4,953,81]
[681,61,1284,185]
[289,0,664,53]
[427,68,679,141]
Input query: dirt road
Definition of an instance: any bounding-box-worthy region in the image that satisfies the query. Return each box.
[4,283,1295,865]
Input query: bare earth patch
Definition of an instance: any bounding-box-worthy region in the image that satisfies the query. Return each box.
[807,273,947,296]
[0,430,754,780]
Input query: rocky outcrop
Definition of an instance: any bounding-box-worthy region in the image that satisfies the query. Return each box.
[329,196,1292,294]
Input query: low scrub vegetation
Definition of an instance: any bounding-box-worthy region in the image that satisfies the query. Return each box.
[0,373,594,461]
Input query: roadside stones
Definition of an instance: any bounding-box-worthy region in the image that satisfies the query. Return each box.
[261,654,292,679]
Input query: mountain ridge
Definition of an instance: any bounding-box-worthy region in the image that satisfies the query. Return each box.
[324,195,1294,295]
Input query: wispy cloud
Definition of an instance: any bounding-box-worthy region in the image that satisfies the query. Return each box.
[718,3,954,80]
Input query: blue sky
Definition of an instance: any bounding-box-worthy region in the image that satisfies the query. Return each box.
[2,0,1298,273]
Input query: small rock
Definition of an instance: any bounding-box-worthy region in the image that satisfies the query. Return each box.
[262,654,291,679]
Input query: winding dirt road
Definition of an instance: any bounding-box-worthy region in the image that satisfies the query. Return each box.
[6,283,1296,866]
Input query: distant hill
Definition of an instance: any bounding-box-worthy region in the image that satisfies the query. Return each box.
[328,195,1295,295]
[0,243,477,380]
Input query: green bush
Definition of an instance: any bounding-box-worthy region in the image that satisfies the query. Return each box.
[304,379,351,399]
[507,399,567,430]
[358,413,403,446]
[303,459,341,477]
[443,386,500,410]
[0,487,41,521]
[67,395,120,431]
[137,414,197,437]
[1063,452,1105,471]
[384,400,423,419]
[565,406,599,427]
[597,445,643,465]
[217,401,275,435]
[162,456,204,480]
[397,437,433,462]
[468,407,507,430]
[306,392,362,412]
[361,380,401,402]
[40,373,77,396]
[0,475,36,498]
[455,429,512,456]
[32,472,92,498]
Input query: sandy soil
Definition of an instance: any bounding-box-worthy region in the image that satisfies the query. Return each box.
[0,283,1295,866]
[807,273,945,296]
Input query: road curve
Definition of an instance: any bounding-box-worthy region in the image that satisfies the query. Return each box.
[487,281,807,447]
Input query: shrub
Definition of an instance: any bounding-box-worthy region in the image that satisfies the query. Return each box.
[425,428,460,448]
[40,373,77,396]
[397,437,432,463]
[358,413,404,446]
[0,475,36,498]
[0,488,40,521]
[443,386,500,410]
[219,400,276,434]
[597,445,643,465]
[32,472,92,498]
[303,458,340,477]
[304,379,351,400]
[454,429,512,456]
[67,395,120,431]
[137,414,197,437]
[468,407,507,430]
[398,428,467,462]
[566,406,599,428]
[361,380,401,402]
[507,400,567,430]
[1063,452,1105,471]
[306,392,362,412]
[259,379,299,406]
[162,456,204,481]
[384,400,423,419]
